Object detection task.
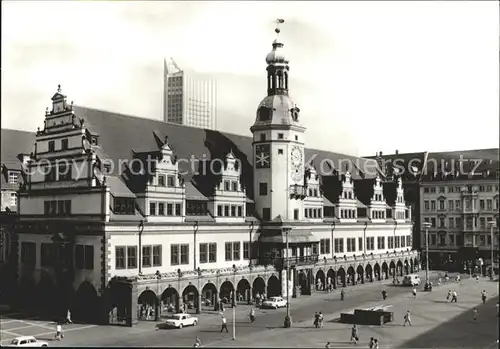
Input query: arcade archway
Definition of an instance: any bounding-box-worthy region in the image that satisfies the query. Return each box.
[37,272,55,312]
[74,282,99,323]
[382,262,389,280]
[298,271,308,295]
[201,283,217,310]
[337,267,346,287]
[182,284,199,313]
[220,281,234,305]
[365,264,373,282]
[252,277,266,298]
[267,275,281,297]
[138,289,157,321]
[315,269,326,291]
[347,266,356,285]
[356,265,365,284]
[404,259,410,275]
[389,261,396,278]
[396,260,404,276]
[161,286,179,313]
[374,263,381,281]
[410,259,414,273]
[236,278,251,303]
[327,268,337,289]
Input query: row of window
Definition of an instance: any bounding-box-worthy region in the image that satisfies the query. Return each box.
[372,210,386,219]
[340,209,356,219]
[424,198,498,211]
[45,163,72,182]
[217,205,244,217]
[21,242,93,270]
[115,241,257,269]
[47,138,69,152]
[333,235,411,253]
[113,198,135,215]
[424,185,499,194]
[258,133,299,142]
[424,216,496,230]
[8,171,19,184]
[221,180,239,192]
[156,174,176,187]
[150,202,182,216]
[305,208,323,218]
[43,200,72,216]
[308,188,320,197]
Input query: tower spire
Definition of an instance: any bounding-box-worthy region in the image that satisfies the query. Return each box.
[266,18,289,96]
[275,18,285,37]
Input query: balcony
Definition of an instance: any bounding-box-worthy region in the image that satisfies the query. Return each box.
[262,255,320,269]
[289,184,307,199]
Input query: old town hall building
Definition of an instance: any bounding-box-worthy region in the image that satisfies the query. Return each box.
[8,25,417,326]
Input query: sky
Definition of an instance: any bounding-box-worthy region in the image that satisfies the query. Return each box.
[1,1,499,157]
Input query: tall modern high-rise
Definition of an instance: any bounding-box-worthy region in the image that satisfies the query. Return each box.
[163,57,217,130]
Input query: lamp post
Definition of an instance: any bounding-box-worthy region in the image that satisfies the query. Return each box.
[232,264,237,340]
[284,226,292,328]
[177,269,182,313]
[422,222,432,290]
[488,220,496,280]
[155,270,161,321]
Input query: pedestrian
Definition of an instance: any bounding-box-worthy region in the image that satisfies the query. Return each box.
[476,275,479,282]
[382,290,387,300]
[319,311,324,328]
[445,272,449,282]
[369,337,375,348]
[481,290,487,304]
[473,308,478,321]
[412,288,417,299]
[55,323,63,341]
[456,274,461,282]
[220,315,228,333]
[193,336,202,347]
[249,308,256,323]
[325,342,331,348]
[340,289,345,301]
[350,324,359,344]
[446,290,451,302]
[66,309,73,324]
[373,338,379,349]
[451,290,458,303]
[403,310,412,326]
[314,311,319,328]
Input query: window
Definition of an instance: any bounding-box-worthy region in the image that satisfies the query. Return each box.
[320,238,331,254]
[430,187,436,193]
[150,202,156,216]
[167,203,173,216]
[158,203,165,216]
[401,237,406,247]
[8,172,19,184]
[114,198,135,215]
[45,165,56,182]
[431,218,436,227]
[233,242,240,260]
[48,140,55,152]
[448,217,454,228]
[439,235,446,246]
[10,193,17,206]
[167,176,175,187]
[260,133,266,141]
[225,242,232,261]
[61,139,68,150]
[388,237,394,249]
[439,187,445,193]
[407,235,412,247]
[180,244,189,264]
[424,188,429,193]
[334,238,344,253]
[448,200,454,210]
[115,246,126,269]
[142,246,151,267]
[75,245,94,270]
[366,237,375,251]
[455,200,461,209]
[480,200,485,210]
[439,217,445,228]
[237,206,243,217]
[199,243,208,264]
[153,245,162,266]
[395,236,400,248]
[278,133,284,139]
[295,135,298,141]
[231,206,236,217]
[41,243,55,267]
[262,208,271,220]
[217,205,223,216]
[224,205,229,216]
[232,182,238,191]
[175,203,181,216]
[158,175,165,186]
[358,237,363,251]
[439,201,445,210]
[346,238,356,252]
[431,201,436,210]
[209,243,217,263]
[243,242,250,259]
[127,246,137,268]
[224,181,230,191]
[259,182,268,196]
[278,149,283,155]
[171,245,179,265]
[487,199,493,210]
[294,209,299,220]
[377,236,385,250]
[480,217,486,228]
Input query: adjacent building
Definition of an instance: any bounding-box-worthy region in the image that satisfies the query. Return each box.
[5,25,417,326]
[163,57,217,130]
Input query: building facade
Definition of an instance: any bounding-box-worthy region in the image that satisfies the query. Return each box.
[163,57,217,130]
[10,25,417,326]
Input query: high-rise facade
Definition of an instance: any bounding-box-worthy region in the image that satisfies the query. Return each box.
[163,58,217,130]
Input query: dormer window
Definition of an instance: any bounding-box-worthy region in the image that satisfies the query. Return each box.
[48,141,55,152]
[258,106,271,122]
[91,137,98,146]
[278,133,284,140]
[167,176,175,187]
[158,175,166,186]
[61,139,68,150]
[260,134,266,141]
[8,172,19,184]
[232,181,238,191]
[224,181,230,191]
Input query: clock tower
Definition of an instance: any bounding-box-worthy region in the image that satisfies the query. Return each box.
[250,19,307,221]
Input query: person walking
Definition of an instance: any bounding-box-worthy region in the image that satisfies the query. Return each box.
[325,342,331,348]
[451,290,458,303]
[446,290,452,302]
[403,310,412,326]
[220,315,229,333]
[193,336,202,347]
[350,324,359,344]
[473,308,478,321]
[369,337,375,348]
[66,309,73,324]
[412,287,417,299]
[249,308,256,323]
[314,311,319,328]
[55,323,64,341]
[373,338,379,349]
[318,311,324,328]
[381,290,387,300]
[481,290,487,304]
[340,289,345,301]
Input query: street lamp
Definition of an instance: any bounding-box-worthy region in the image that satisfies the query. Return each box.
[422,222,432,290]
[488,220,497,280]
[155,270,161,321]
[232,264,237,340]
[284,226,292,328]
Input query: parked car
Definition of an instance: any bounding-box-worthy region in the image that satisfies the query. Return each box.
[164,313,198,329]
[262,296,287,309]
[402,274,421,286]
[7,336,48,347]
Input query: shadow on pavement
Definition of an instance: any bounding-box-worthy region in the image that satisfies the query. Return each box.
[400,296,499,348]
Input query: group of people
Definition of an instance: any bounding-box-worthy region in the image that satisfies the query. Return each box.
[446,289,459,303]
[313,311,324,328]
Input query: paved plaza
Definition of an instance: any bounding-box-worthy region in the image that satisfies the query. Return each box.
[0,271,497,348]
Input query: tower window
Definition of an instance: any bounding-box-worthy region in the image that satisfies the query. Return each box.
[259,182,268,196]
[278,133,284,140]
[295,135,298,141]
[260,134,266,141]
[48,141,55,152]
[278,149,283,155]
[294,209,299,220]
[61,139,68,150]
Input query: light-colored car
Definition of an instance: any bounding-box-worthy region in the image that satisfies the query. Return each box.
[402,274,421,286]
[262,296,287,309]
[164,313,199,329]
[8,336,48,347]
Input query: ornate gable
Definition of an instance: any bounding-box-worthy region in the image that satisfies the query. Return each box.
[336,171,357,221]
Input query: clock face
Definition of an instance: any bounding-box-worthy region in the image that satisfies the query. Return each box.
[255,144,271,169]
[290,146,303,168]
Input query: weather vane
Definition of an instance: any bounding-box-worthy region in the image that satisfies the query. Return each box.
[275,18,285,36]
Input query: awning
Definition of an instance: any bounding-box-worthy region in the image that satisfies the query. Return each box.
[259,230,319,244]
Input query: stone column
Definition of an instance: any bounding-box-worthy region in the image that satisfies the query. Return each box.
[130,281,138,327]
[196,292,201,314]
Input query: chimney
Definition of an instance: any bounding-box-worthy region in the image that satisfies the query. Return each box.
[395,150,399,155]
